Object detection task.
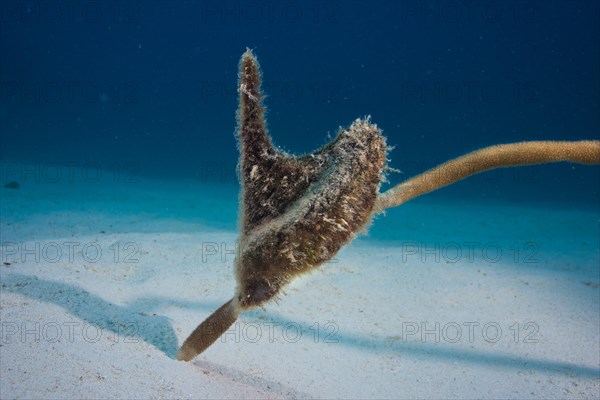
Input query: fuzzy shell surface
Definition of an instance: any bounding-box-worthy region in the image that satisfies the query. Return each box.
[235,50,387,308]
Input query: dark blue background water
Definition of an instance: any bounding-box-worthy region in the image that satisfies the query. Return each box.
[1,1,599,207]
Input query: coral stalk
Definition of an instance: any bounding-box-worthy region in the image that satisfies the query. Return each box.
[375,140,600,211]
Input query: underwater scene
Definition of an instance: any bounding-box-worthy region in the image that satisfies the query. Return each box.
[1,1,599,399]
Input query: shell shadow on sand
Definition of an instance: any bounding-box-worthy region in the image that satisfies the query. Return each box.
[1,272,179,358]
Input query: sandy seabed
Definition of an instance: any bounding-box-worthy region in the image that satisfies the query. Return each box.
[1,175,598,399]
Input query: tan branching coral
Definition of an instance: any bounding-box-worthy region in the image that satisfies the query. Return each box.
[177,49,600,361]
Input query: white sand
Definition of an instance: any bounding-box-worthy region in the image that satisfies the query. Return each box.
[1,174,598,399]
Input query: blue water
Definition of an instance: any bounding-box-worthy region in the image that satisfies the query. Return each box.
[1,1,599,207]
